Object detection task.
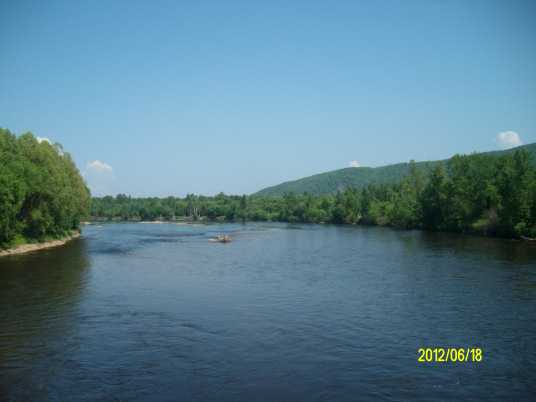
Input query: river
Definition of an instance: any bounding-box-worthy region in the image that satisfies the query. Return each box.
[1,222,535,400]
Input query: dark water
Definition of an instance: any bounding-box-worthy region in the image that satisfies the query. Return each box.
[1,222,535,401]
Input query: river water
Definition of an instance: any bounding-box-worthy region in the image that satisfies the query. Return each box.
[1,222,535,400]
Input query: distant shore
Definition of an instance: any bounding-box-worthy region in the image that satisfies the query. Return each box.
[0,233,81,257]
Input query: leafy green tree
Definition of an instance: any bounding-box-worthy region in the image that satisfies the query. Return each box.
[387,162,424,227]
[445,153,498,230]
[186,193,200,219]
[0,131,28,242]
[332,192,348,223]
[421,162,447,228]
[497,150,536,237]
[0,128,90,244]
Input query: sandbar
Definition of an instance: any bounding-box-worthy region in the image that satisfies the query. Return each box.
[0,233,82,257]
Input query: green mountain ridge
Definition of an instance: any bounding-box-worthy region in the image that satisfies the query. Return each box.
[254,143,536,197]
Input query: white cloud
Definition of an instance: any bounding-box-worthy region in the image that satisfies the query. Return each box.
[86,160,114,178]
[82,160,115,196]
[36,136,52,144]
[495,131,522,149]
[348,161,361,167]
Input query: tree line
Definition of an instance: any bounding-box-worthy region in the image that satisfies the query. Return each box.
[253,143,536,197]
[91,150,536,239]
[0,128,91,246]
[3,127,532,246]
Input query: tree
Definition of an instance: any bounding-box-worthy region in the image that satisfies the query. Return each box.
[497,150,536,237]
[388,161,424,227]
[0,128,90,244]
[421,162,446,228]
[332,192,348,223]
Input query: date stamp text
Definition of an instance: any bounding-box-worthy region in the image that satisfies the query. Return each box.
[418,348,482,362]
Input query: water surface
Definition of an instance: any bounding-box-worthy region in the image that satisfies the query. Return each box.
[1,222,535,400]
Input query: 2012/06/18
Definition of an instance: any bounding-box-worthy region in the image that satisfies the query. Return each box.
[418,348,482,362]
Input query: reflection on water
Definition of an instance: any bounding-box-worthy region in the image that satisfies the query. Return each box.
[418,230,536,262]
[0,239,90,398]
[1,222,535,400]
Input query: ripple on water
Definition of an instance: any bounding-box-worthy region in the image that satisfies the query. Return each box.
[1,222,535,400]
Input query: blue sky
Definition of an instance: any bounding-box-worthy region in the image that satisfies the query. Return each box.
[1,0,535,197]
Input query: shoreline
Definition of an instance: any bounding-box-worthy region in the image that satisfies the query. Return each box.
[0,233,82,257]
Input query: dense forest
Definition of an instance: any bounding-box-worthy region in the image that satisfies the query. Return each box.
[254,143,536,197]
[1,125,533,244]
[91,149,536,239]
[0,128,91,246]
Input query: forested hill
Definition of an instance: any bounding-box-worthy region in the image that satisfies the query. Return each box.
[254,143,536,197]
[0,128,91,246]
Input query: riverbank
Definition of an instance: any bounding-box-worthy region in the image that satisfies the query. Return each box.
[0,233,82,257]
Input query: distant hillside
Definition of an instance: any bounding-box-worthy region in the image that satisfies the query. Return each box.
[254,143,536,197]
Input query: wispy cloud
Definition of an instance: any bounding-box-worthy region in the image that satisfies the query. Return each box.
[348,161,361,167]
[495,131,522,149]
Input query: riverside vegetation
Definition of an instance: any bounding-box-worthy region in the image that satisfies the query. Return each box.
[0,128,91,249]
[2,127,535,245]
[91,149,536,239]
